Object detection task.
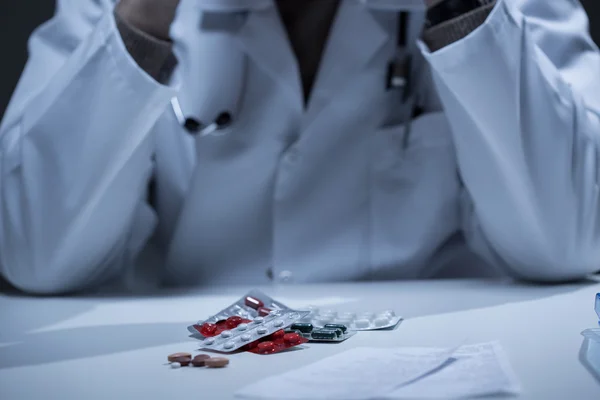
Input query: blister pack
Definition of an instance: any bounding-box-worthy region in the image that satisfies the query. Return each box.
[244,329,309,355]
[300,308,403,331]
[286,323,356,342]
[188,290,310,353]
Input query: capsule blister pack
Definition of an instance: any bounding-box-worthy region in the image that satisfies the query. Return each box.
[286,323,356,342]
[300,307,402,331]
[245,329,309,355]
[188,290,310,353]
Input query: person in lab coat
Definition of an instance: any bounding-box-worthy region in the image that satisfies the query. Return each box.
[1,0,599,295]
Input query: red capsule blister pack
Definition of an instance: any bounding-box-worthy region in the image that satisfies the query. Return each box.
[188,289,296,332]
[190,316,254,338]
[244,329,309,355]
[187,290,310,353]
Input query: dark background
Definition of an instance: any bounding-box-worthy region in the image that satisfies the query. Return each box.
[0,1,598,120]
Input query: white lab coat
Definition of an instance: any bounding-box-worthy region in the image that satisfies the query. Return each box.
[1,0,599,294]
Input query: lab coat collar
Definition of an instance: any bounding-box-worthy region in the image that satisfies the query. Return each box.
[235,8,305,113]
[226,0,422,117]
[304,1,390,123]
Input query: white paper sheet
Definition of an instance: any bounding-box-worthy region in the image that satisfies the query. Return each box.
[236,342,521,400]
[235,347,456,400]
[386,342,521,399]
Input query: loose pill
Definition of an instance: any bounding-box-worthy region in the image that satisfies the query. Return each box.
[220,330,233,338]
[324,324,348,333]
[257,327,268,335]
[191,354,211,367]
[241,334,252,342]
[245,296,264,310]
[205,357,230,368]
[171,362,182,369]
[258,307,272,316]
[223,341,236,350]
[226,316,244,329]
[290,323,314,334]
[355,319,371,328]
[257,341,276,354]
[172,356,192,367]
[199,323,218,337]
[168,352,192,362]
[283,333,302,345]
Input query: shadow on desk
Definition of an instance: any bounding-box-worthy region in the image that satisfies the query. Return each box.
[0,322,185,370]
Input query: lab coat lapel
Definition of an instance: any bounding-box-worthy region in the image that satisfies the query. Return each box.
[236,7,304,113]
[305,0,389,123]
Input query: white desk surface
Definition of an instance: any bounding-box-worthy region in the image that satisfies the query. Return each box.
[1,278,599,400]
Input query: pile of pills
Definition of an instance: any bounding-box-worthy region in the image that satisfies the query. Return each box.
[194,311,308,352]
[167,352,229,369]
[301,308,402,331]
[188,291,310,353]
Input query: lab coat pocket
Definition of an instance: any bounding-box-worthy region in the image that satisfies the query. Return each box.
[369,112,461,277]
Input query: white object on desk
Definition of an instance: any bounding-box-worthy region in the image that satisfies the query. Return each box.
[580,329,600,384]
[236,346,457,399]
[387,342,521,399]
[236,342,520,400]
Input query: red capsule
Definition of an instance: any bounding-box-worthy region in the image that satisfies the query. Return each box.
[257,341,276,354]
[225,316,244,329]
[258,307,272,316]
[271,329,285,340]
[246,341,259,350]
[199,323,218,337]
[245,296,265,310]
[215,320,228,329]
[283,333,302,345]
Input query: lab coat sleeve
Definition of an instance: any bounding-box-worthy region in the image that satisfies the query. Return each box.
[420,0,600,281]
[0,0,176,294]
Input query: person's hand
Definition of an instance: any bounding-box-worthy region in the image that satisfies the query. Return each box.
[116,0,181,40]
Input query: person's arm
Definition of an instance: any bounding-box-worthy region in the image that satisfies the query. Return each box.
[0,0,179,294]
[420,0,600,281]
